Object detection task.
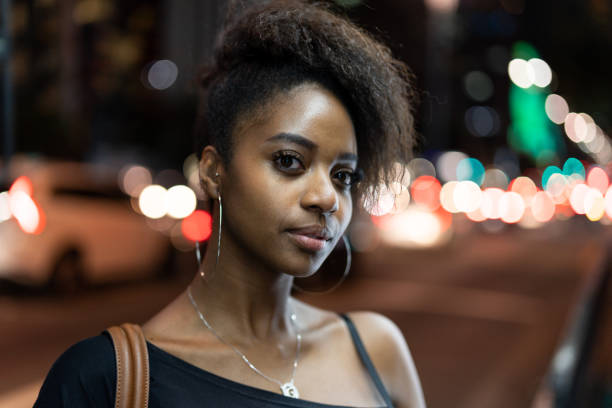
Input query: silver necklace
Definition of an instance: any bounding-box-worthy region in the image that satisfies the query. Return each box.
[187,285,302,398]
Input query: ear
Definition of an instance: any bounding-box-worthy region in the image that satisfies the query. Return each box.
[199,146,224,199]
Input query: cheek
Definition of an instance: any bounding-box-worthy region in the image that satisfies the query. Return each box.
[338,195,353,232]
[224,164,291,228]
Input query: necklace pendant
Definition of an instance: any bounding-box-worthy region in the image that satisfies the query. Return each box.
[281,382,299,398]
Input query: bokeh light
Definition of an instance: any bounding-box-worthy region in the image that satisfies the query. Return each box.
[440,181,459,213]
[181,210,213,242]
[584,128,606,154]
[531,191,555,222]
[499,191,525,223]
[9,190,45,234]
[584,189,605,221]
[363,185,396,216]
[542,165,562,190]
[436,151,467,182]
[166,185,197,219]
[564,113,579,142]
[146,59,178,90]
[466,207,487,222]
[183,154,199,180]
[508,57,552,89]
[569,183,589,215]
[562,158,585,181]
[465,106,500,137]
[184,153,206,199]
[573,114,588,143]
[482,168,509,189]
[392,162,412,188]
[545,94,569,125]
[376,208,446,247]
[139,185,168,219]
[411,176,441,211]
[391,186,411,213]
[577,113,597,143]
[508,58,534,88]
[545,173,568,200]
[528,58,552,88]
[119,165,153,197]
[480,188,504,219]
[453,180,482,213]
[409,158,436,179]
[9,175,33,196]
[457,158,485,186]
[464,71,494,102]
[509,176,537,207]
[586,166,609,195]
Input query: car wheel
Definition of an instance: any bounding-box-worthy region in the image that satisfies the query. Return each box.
[50,250,85,293]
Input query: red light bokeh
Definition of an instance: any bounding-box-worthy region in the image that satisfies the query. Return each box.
[411,175,441,211]
[181,210,213,242]
[9,176,34,197]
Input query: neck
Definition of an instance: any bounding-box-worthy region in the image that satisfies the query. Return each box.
[187,228,296,346]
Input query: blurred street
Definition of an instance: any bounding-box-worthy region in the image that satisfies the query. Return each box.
[2,220,609,408]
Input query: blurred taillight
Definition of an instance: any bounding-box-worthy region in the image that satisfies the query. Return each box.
[4,176,45,234]
[9,175,34,196]
[9,191,45,234]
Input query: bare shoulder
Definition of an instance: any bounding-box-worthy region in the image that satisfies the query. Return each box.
[345,311,427,408]
[290,297,343,331]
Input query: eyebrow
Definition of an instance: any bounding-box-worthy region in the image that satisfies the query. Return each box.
[265,132,358,162]
[337,152,358,162]
[265,132,317,150]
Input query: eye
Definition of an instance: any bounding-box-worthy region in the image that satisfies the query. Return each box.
[334,168,363,188]
[273,151,305,173]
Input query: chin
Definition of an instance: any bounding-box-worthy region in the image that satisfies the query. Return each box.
[279,251,328,279]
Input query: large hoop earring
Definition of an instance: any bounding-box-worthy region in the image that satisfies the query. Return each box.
[216,194,222,268]
[196,194,222,279]
[195,174,222,278]
[195,241,203,265]
[292,235,351,295]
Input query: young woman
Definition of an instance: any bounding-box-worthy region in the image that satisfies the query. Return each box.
[35,1,425,407]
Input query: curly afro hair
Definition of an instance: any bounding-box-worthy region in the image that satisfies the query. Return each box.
[195,0,418,201]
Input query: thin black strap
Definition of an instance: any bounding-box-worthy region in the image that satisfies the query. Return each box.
[340,314,395,408]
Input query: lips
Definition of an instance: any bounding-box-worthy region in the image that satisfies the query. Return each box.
[287,225,333,252]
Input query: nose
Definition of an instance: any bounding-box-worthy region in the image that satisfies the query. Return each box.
[301,168,339,214]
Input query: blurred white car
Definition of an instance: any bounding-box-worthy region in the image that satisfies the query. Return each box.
[0,157,171,289]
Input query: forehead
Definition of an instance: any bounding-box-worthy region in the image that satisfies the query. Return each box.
[232,84,357,156]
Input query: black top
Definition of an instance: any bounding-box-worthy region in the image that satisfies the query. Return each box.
[34,314,394,408]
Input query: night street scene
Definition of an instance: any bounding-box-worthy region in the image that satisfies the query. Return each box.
[1,0,612,407]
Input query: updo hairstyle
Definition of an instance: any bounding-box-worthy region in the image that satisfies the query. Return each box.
[195,0,418,201]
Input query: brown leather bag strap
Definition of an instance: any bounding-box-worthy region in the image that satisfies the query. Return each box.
[107,323,150,408]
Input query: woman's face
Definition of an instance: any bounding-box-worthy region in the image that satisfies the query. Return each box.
[217,83,358,278]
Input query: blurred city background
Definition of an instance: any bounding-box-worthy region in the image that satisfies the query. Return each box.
[1,0,612,407]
